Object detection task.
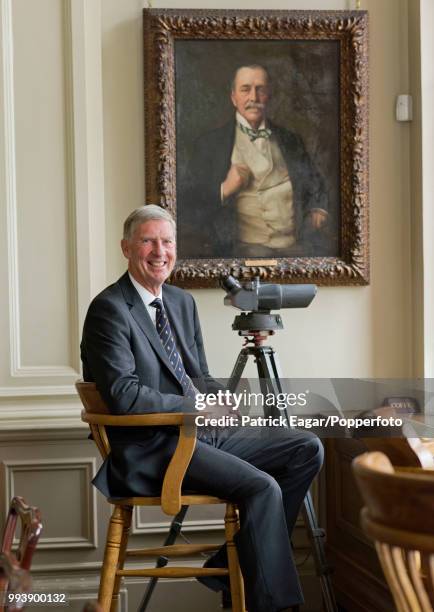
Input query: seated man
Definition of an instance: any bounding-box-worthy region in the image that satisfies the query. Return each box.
[80,205,323,612]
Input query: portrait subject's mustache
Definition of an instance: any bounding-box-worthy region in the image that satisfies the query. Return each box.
[245,102,266,110]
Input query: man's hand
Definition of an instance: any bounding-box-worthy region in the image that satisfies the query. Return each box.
[199,401,238,419]
[221,164,252,199]
[308,209,328,230]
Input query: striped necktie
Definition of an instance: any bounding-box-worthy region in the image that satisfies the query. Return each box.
[150,298,196,399]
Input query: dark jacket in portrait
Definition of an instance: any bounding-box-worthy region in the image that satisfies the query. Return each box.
[80,272,221,497]
[178,119,329,258]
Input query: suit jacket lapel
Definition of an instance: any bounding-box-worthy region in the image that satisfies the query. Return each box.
[270,121,297,172]
[220,120,237,178]
[118,273,176,376]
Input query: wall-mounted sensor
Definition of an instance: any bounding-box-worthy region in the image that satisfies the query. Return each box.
[396,94,413,122]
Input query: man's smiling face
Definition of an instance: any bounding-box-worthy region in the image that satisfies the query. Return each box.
[121,219,176,295]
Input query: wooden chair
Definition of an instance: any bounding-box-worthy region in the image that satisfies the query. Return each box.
[0,498,41,612]
[0,551,32,612]
[76,382,245,612]
[360,406,434,469]
[353,451,434,611]
[362,433,434,469]
[1,497,42,571]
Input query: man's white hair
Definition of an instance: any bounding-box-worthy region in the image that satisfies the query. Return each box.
[231,64,271,92]
[123,205,176,240]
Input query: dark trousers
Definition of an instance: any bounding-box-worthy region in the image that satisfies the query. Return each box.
[183,426,324,612]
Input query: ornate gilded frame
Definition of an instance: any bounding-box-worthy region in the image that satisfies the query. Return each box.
[143,9,369,287]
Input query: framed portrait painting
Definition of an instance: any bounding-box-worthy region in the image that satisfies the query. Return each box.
[143,9,369,287]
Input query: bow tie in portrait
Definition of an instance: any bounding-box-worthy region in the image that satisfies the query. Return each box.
[238,122,272,142]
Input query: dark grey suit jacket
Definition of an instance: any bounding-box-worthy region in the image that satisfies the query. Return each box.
[80,272,221,496]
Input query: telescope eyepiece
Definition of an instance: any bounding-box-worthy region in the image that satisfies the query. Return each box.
[221,275,242,293]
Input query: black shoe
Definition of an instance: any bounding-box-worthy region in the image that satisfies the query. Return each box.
[197,554,231,595]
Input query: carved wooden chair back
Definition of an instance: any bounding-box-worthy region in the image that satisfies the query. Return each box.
[0,551,32,612]
[1,497,42,571]
[362,422,434,470]
[0,498,41,612]
[353,451,434,612]
[76,381,111,459]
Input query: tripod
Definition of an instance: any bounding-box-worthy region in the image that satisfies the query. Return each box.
[227,311,337,612]
[138,312,337,612]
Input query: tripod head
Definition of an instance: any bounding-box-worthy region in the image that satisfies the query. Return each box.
[231,312,282,347]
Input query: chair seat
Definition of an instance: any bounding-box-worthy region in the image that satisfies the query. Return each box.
[108,495,225,506]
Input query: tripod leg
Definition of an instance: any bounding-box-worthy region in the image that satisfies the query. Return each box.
[228,350,249,392]
[255,349,286,419]
[229,342,337,610]
[137,506,189,612]
[259,350,336,608]
[266,349,285,394]
[255,349,275,394]
[302,492,338,612]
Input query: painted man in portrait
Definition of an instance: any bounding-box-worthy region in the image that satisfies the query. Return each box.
[181,64,329,258]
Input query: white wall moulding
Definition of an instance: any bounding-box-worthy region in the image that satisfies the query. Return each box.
[0,402,84,430]
[420,0,434,377]
[1,0,20,379]
[0,428,87,446]
[0,389,84,431]
[11,367,80,379]
[69,0,106,319]
[2,0,79,378]
[2,457,98,549]
[0,0,105,404]
[0,385,75,397]
[30,560,103,573]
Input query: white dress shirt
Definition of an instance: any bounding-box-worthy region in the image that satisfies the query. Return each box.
[128,272,162,326]
[236,111,269,154]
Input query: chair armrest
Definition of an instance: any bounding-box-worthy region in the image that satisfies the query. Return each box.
[81,410,198,515]
[161,417,197,515]
[81,411,190,427]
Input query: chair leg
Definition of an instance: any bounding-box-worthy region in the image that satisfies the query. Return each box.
[110,506,132,612]
[98,505,125,612]
[224,503,246,612]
